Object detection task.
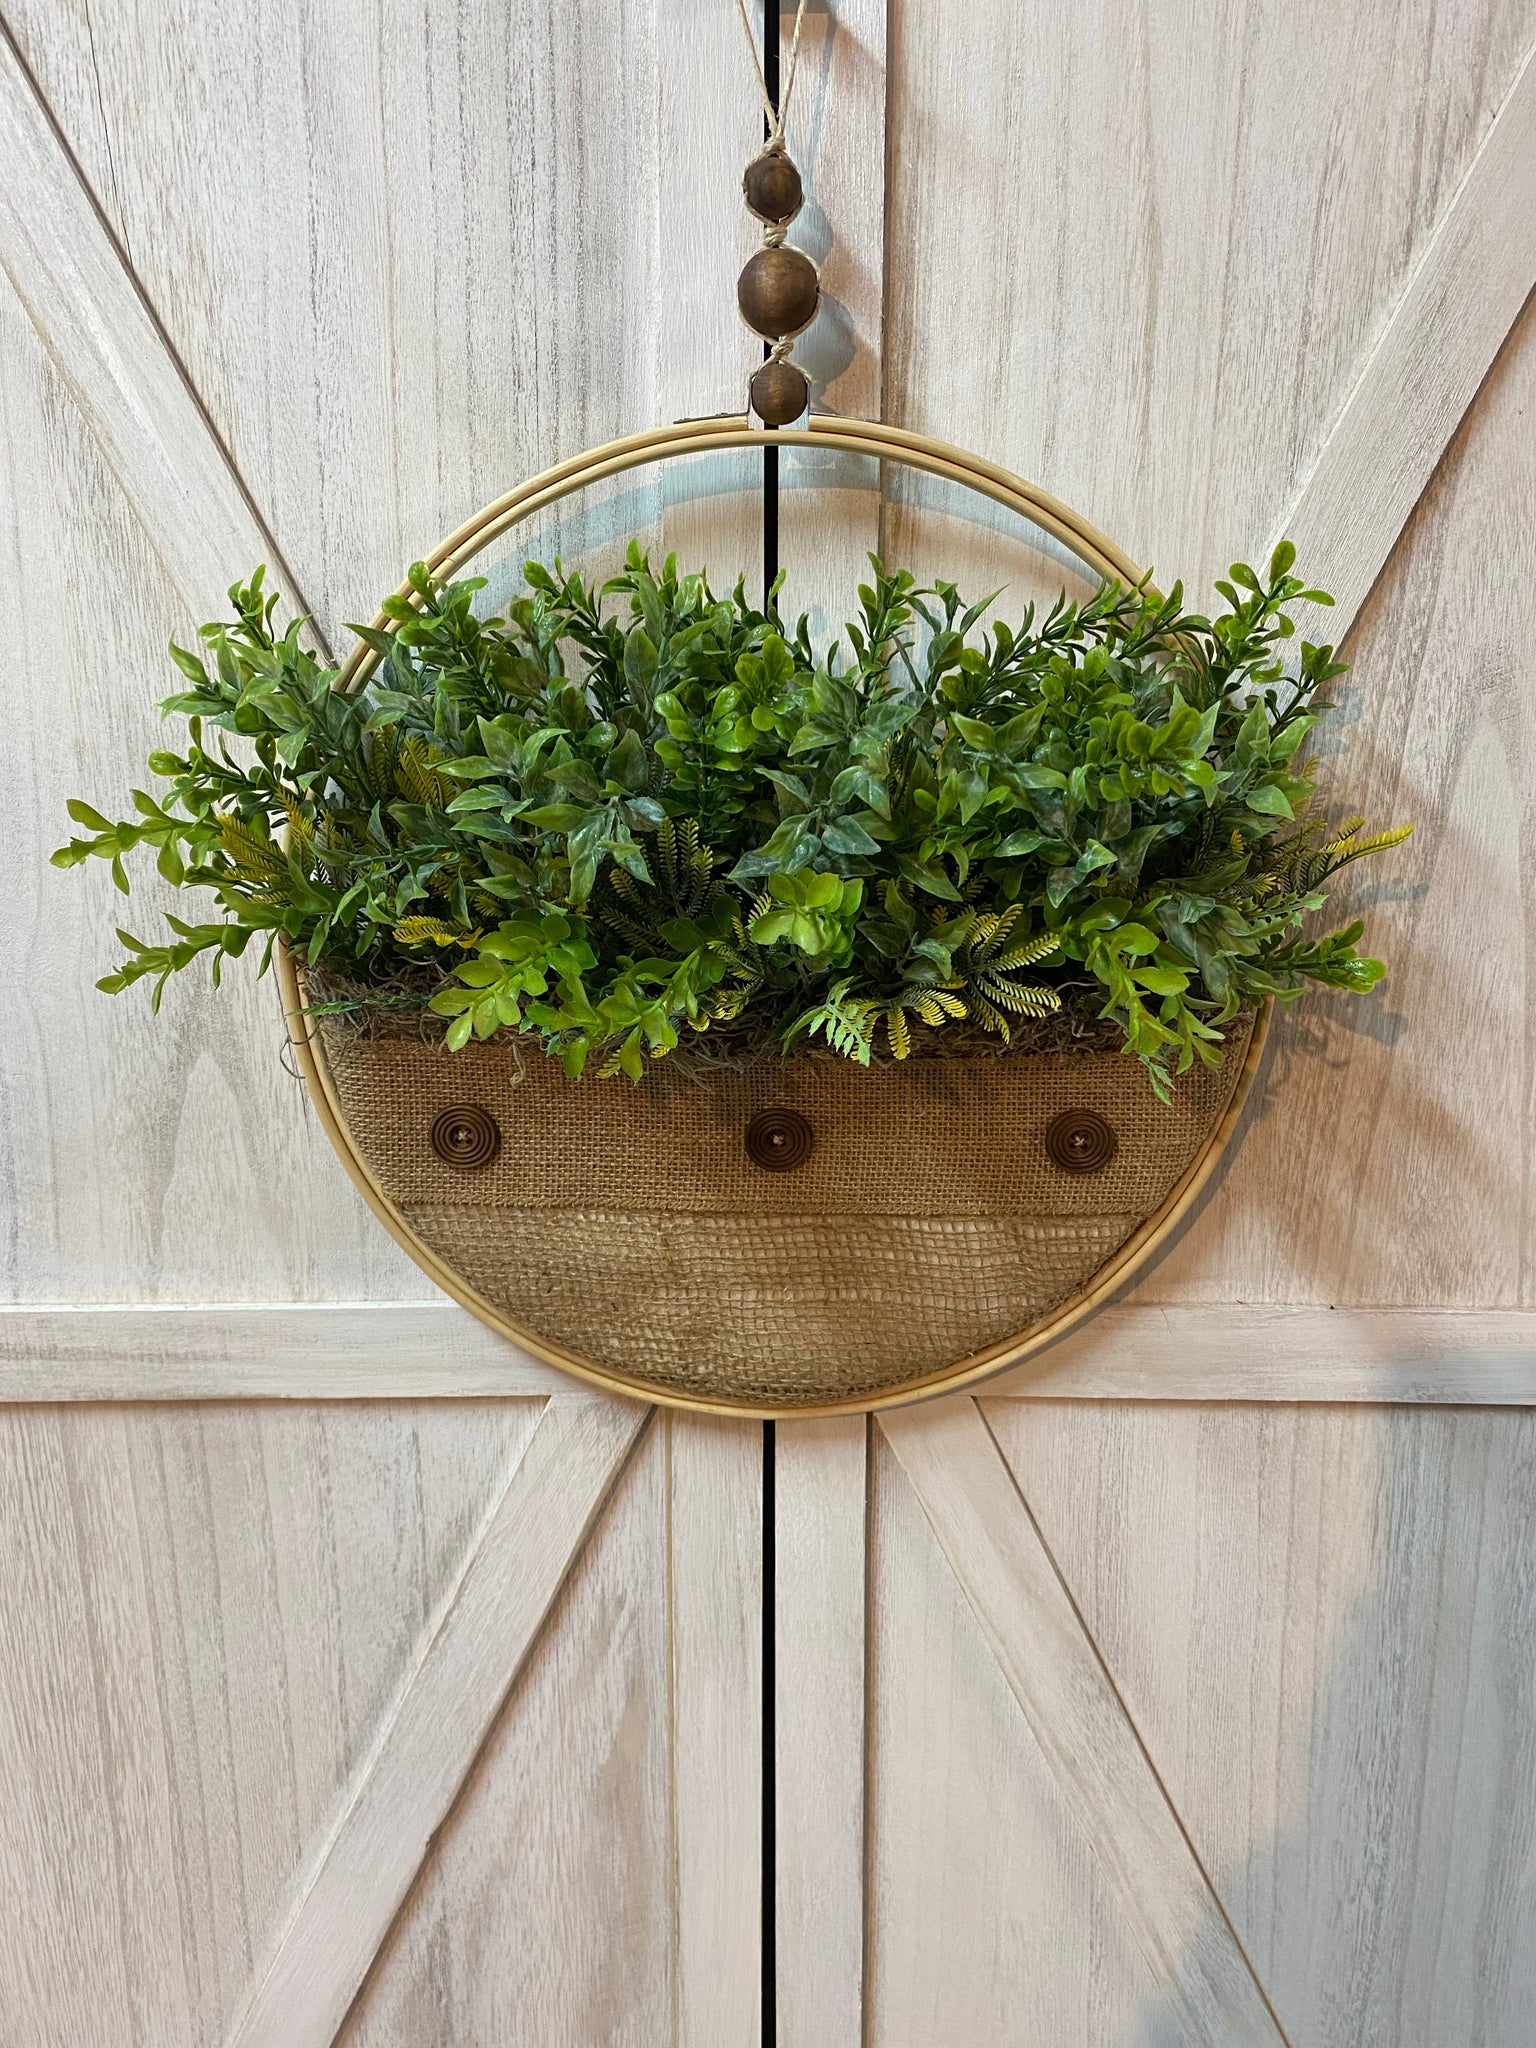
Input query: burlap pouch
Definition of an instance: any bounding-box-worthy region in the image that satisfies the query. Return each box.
[309,1006,1258,1407]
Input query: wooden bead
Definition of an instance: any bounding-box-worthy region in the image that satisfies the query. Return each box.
[736,246,820,340]
[743,150,803,224]
[749,359,810,426]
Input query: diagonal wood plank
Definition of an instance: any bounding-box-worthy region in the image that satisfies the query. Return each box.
[0,20,324,645]
[222,1394,650,2048]
[879,1396,1289,2048]
[1272,35,1536,641]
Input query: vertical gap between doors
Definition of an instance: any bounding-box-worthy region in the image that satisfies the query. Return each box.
[760,20,780,2046]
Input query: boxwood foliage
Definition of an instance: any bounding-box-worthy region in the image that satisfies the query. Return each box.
[56,541,1409,1095]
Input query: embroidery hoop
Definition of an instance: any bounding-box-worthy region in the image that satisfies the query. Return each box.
[281,415,1269,1415]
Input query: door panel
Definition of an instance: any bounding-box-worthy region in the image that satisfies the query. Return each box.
[989,1399,1536,2045]
[2,0,1535,2043]
[866,1427,1167,2048]
[0,1401,540,2044]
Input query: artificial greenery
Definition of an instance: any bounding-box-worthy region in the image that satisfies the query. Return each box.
[55,541,1409,1095]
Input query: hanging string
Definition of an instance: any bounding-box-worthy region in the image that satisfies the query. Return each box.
[732,0,811,153]
[733,0,819,426]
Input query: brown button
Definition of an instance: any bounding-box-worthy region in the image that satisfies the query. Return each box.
[430,1103,501,1170]
[1045,1108,1118,1173]
[745,1106,814,1172]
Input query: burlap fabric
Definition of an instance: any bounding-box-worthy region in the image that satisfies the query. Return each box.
[312,1011,1256,1406]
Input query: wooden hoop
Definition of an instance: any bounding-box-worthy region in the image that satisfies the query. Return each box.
[287,417,1267,1416]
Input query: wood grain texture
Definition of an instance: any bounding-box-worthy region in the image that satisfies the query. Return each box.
[225,1396,649,2048]
[880,1397,1286,2047]
[776,0,887,640]
[0,1303,571,1399]
[1140,293,1536,1313]
[1273,35,1536,640]
[774,1416,867,2048]
[0,269,429,1311]
[0,20,320,636]
[6,1302,1533,1403]
[991,1401,1536,2047]
[655,0,762,593]
[3,0,664,651]
[864,1420,1172,2046]
[0,1399,543,2046]
[886,0,1536,596]
[669,1414,763,2048]
[984,1305,1536,1402]
[337,1413,675,2048]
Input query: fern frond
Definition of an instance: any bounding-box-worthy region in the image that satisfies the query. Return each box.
[219,815,286,880]
[991,931,1061,972]
[966,909,1008,955]
[792,981,875,1063]
[970,993,1011,1039]
[1327,822,1414,866]
[912,989,967,1023]
[885,1005,911,1059]
[394,915,480,948]
[278,792,314,845]
[978,975,1061,1017]
[395,735,452,808]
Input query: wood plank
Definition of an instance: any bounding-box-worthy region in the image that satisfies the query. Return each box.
[3,0,668,646]
[879,1397,1286,2048]
[0,269,422,1313]
[670,1414,763,2048]
[656,0,762,591]
[6,1301,1534,1404]
[1273,36,1536,641]
[865,1419,1173,2044]
[992,1401,1536,2047]
[885,0,1536,600]
[0,21,322,640]
[223,1396,649,2048]
[983,1305,1536,1402]
[337,1413,675,2048]
[774,1416,867,2047]
[0,1400,543,2047]
[0,1304,574,1400]
[1142,294,1536,1316]
[776,0,887,640]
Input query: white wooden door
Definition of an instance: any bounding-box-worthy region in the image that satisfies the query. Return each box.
[3,4,1536,2045]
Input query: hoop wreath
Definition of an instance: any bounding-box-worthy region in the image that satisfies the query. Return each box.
[280,417,1268,1416]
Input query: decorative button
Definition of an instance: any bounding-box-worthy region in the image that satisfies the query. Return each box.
[745,1106,814,1172]
[430,1104,501,1170]
[1044,1108,1118,1173]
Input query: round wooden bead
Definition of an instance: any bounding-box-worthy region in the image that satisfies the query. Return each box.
[749,359,810,426]
[737,246,820,340]
[742,150,803,224]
